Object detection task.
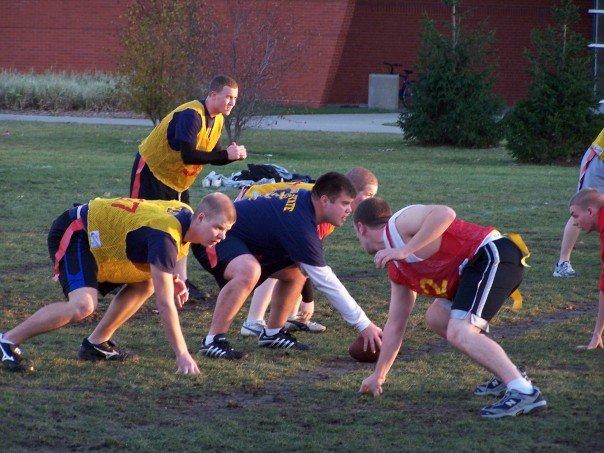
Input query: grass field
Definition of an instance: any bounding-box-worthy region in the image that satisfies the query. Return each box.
[0,121,602,451]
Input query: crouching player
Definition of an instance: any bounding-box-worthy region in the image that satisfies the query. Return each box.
[353,197,546,418]
[192,172,382,359]
[1,193,234,374]
[568,188,604,349]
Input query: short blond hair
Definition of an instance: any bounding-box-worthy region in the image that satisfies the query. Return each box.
[346,167,378,192]
[569,188,604,209]
[195,192,236,223]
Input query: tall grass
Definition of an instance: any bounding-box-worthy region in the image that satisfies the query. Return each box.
[0,70,129,111]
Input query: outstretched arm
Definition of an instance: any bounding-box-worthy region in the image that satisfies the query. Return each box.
[300,263,382,352]
[150,265,200,374]
[586,290,604,349]
[359,282,416,396]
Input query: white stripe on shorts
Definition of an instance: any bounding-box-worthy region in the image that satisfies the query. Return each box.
[470,241,501,318]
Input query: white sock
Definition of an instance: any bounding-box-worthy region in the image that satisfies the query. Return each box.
[507,377,534,394]
[264,327,281,336]
[204,334,215,345]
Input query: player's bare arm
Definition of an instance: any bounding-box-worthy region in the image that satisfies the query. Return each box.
[151,265,200,375]
[374,205,456,268]
[586,290,604,349]
[360,282,416,397]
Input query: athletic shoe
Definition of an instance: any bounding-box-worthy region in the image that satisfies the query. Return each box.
[474,366,530,397]
[240,319,267,337]
[186,280,207,302]
[77,338,138,362]
[199,334,247,360]
[552,261,577,278]
[258,328,310,350]
[284,318,326,333]
[481,387,547,418]
[0,333,34,372]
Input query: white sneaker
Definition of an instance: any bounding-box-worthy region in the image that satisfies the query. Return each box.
[240,320,267,337]
[284,317,326,333]
[553,261,577,278]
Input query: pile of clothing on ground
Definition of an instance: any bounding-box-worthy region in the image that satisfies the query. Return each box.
[201,164,313,188]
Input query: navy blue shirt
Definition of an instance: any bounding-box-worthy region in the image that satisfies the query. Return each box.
[229,190,326,267]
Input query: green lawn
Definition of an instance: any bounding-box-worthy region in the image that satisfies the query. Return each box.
[0,121,601,451]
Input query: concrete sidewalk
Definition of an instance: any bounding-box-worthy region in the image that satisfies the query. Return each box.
[0,112,402,134]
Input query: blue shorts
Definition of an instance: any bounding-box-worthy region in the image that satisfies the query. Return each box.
[191,236,295,288]
[47,207,121,298]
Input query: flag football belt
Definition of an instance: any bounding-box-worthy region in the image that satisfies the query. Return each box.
[130,154,147,198]
[506,232,530,311]
[52,205,85,281]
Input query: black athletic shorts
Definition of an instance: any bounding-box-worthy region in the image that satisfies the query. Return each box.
[130,152,190,204]
[47,207,121,298]
[191,236,295,288]
[450,237,524,332]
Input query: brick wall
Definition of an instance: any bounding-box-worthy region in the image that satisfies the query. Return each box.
[0,0,593,106]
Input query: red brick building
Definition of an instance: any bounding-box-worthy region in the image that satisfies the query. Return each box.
[0,0,597,107]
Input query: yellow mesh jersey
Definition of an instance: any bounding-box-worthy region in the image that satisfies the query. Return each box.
[240,181,314,199]
[595,128,604,160]
[87,198,192,283]
[139,100,224,192]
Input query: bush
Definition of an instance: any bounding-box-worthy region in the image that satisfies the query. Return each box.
[505,0,598,164]
[120,0,212,124]
[399,1,505,148]
[0,70,128,111]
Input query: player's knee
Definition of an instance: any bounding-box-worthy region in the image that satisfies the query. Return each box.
[231,262,261,290]
[425,308,440,333]
[446,320,468,346]
[72,298,96,321]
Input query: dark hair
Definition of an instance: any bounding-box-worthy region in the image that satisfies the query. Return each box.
[209,75,238,93]
[311,172,356,201]
[353,197,392,227]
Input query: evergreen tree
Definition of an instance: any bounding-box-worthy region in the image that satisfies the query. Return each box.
[399,0,505,148]
[506,0,598,163]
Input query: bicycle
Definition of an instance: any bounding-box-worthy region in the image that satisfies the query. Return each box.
[383,61,414,109]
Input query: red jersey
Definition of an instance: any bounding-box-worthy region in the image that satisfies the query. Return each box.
[599,209,604,291]
[385,210,496,299]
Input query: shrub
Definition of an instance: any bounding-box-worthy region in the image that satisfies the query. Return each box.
[505,0,598,164]
[120,0,212,125]
[0,70,127,111]
[399,1,505,148]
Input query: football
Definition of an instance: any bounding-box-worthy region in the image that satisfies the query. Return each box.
[348,334,380,363]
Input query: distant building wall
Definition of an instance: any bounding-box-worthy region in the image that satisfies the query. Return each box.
[0,0,593,106]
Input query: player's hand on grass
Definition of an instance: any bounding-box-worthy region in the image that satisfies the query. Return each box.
[227,142,247,161]
[176,352,200,375]
[360,323,383,353]
[359,373,385,397]
[173,274,189,308]
[298,301,314,322]
[374,248,409,268]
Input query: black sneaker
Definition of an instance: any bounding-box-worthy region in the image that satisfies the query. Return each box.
[199,334,247,360]
[1,334,34,372]
[77,338,138,362]
[186,280,208,302]
[258,328,310,350]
